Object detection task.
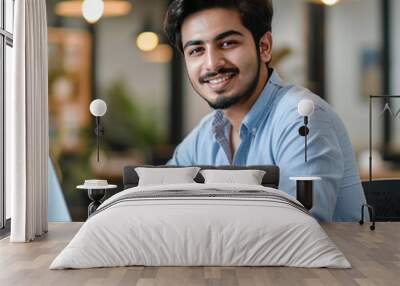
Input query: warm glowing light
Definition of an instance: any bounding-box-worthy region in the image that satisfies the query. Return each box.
[103,1,132,16]
[55,1,132,18]
[143,44,173,63]
[55,1,82,17]
[136,32,159,52]
[82,0,104,23]
[321,0,339,5]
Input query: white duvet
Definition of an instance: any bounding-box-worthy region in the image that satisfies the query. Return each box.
[50,183,351,269]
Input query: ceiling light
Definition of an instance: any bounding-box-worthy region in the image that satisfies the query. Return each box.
[82,0,104,24]
[320,0,339,5]
[102,1,132,17]
[136,32,159,52]
[55,0,132,21]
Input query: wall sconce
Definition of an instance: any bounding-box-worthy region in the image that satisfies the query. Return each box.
[298,99,315,162]
[290,99,320,211]
[90,99,107,162]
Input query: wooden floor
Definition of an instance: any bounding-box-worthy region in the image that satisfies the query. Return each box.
[0,222,399,286]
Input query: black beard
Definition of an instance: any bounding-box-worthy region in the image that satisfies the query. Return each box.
[190,57,261,110]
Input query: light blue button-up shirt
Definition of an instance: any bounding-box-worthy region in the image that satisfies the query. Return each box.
[168,71,367,222]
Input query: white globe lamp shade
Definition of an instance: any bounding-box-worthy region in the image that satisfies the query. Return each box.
[90,99,107,117]
[82,0,104,24]
[298,99,315,117]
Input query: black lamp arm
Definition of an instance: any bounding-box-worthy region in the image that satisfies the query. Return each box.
[298,116,310,162]
[94,116,105,162]
[94,117,105,136]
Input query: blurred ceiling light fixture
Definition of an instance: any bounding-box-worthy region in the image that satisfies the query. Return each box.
[82,0,104,23]
[307,0,340,5]
[136,31,159,52]
[55,0,132,23]
[320,0,340,5]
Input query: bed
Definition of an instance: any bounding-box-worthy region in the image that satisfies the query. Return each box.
[50,165,350,269]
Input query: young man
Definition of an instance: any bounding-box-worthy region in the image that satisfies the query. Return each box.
[164,0,367,222]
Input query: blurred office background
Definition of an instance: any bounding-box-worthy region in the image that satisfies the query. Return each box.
[41,0,400,221]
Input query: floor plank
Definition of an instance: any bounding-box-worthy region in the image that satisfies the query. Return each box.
[0,222,399,286]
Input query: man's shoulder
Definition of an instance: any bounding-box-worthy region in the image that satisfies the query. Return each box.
[273,84,336,123]
[181,111,216,142]
[276,85,330,112]
[191,111,217,134]
[168,111,216,165]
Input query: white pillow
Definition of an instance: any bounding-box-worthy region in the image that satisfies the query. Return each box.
[200,169,266,185]
[135,167,200,186]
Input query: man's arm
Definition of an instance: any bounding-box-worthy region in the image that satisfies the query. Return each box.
[274,105,344,222]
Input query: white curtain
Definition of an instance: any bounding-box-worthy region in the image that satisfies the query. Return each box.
[6,0,49,242]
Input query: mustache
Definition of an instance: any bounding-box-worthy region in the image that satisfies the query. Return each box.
[199,67,240,84]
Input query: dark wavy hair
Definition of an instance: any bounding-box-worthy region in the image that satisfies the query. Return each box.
[163,0,273,52]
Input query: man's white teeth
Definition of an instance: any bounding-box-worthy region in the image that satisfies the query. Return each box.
[209,76,230,84]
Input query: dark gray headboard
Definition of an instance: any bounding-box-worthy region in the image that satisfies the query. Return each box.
[123,165,280,189]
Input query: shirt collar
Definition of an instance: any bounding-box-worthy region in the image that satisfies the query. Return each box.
[212,69,285,137]
[241,70,286,132]
[212,109,229,136]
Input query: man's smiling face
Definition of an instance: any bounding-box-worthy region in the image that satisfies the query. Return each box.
[181,8,265,110]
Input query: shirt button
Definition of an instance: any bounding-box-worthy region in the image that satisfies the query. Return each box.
[252,128,257,135]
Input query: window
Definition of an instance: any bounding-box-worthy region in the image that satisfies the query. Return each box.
[1,0,14,230]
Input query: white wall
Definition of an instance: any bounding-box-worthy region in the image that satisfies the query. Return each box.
[271,0,307,85]
[390,0,400,145]
[326,0,382,151]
